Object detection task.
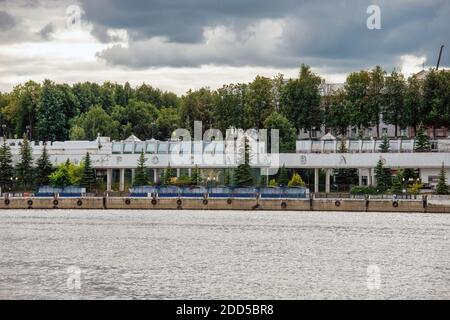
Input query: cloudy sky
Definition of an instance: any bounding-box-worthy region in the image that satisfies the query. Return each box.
[0,0,448,94]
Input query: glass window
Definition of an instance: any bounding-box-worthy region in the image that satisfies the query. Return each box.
[112,143,123,154]
[361,141,373,152]
[215,142,225,154]
[180,142,192,154]
[134,143,144,153]
[349,140,359,152]
[402,140,414,152]
[123,143,133,153]
[204,142,215,154]
[146,143,156,154]
[169,142,181,153]
[158,142,169,154]
[311,141,321,153]
[323,141,335,153]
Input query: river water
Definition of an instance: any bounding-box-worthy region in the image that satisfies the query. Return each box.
[0,210,448,300]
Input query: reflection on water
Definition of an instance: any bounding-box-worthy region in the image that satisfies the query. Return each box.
[0,210,449,300]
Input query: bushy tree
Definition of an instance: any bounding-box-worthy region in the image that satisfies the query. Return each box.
[263,111,296,152]
[49,159,82,187]
[190,166,201,186]
[390,170,405,194]
[288,173,306,187]
[35,145,53,186]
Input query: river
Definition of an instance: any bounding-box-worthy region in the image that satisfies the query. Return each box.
[0,210,448,299]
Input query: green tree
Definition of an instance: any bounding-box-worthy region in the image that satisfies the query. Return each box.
[81,152,96,192]
[390,170,405,194]
[368,66,386,137]
[245,76,275,129]
[345,70,372,131]
[436,163,448,195]
[379,134,390,153]
[323,89,351,136]
[36,80,68,141]
[383,70,406,137]
[133,151,149,186]
[180,88,214,134]
[16,134,34,190]
[374,160,391,193]
[281,65,322,136]
[0,142,14,192]
[190,166,201,186]
[155,107,180,140]
[288,172,306,187]
[263,111,296,152]
[213,83,247,132]
[414,126,431,152]
[278,165,289,187]
[74,105,119,140]
[49,159,82,187]
[234,137,253,186]
[35,145,54,186]
[403,75,422,136]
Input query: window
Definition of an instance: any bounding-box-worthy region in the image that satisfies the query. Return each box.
[134,143,144,153]
[146,143,156,154]
[112,143,123,154]
[123,143,133,153]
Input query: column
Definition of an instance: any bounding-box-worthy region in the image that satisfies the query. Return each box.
[314,168,319,193]
[119,168,125,192]
[176,168,181,178]
[154,169,159,183]
[131,169,135,185]
[325,169,331,193]
[106,168,112,192]
[358,169,363,186]
[188,168,192,177]
[368,168,373,186]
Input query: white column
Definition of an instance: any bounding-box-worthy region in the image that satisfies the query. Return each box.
[106,168,112,192]
[314,168,319,193]
[119,168,125,192]
[176,168,181,178]
[131,169,135,185]
[154,169,159,183]
[325,169,331,193]
[368,168,373,186]
[358,169,363,186]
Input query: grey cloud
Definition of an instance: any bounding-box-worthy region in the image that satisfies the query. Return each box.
[89,0,450,71]
[38,22,55,40]
[0,10,16,30]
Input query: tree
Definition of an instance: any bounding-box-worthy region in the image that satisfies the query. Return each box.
[0,142,14,192]
[223,169,231,186]
[345,70,372,131]
[390,170,405,194]
[133,151,149,186]
[73,105,119,140]
[383,70,406,137]
[162,165,175,185]
[278,165,289,187]
[35,145,54,186]
[245,76,275,129]
[379,134,390,153]
[263,111,296,152]
[49,159,82,187]
[190,166,201,186]
[213,83,247,132]
[81,152,96,192]
[368,66,386,137]
[414,126,431,152]
[36,80,68,141]
[374,159,391,193]
[338,137,347,153]
[323,89,351,136]
[281,65,322,136]
[403,75,422,136]
[288,172,306,187]
[180,88,214,134]
[436,163,448,195]
[234,137,253,186]
[155,107,180,140]
[16,134,34,190]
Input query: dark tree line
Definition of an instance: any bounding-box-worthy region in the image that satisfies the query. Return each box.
[1,65,449,150]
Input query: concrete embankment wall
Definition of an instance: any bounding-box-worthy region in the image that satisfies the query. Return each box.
[0,197,448,213]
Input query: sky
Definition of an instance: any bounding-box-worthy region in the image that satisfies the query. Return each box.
[0,0,448,95]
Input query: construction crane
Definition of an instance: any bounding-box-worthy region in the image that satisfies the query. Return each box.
[436,45,444,70]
